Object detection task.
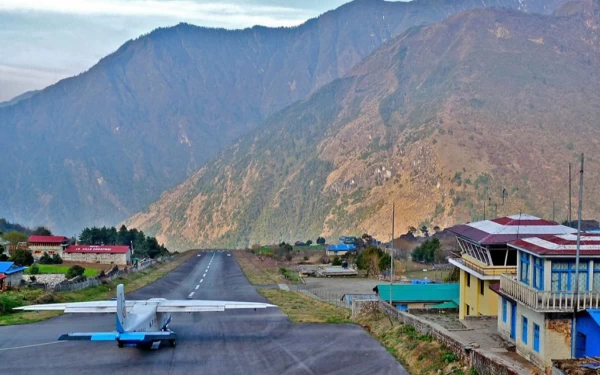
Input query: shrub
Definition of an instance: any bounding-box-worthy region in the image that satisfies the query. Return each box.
[66,265,86,279]
[51,254,63,264]
[29,275,37,282]
[303,256,309,261]
[441,351,458,363]
[39,252,52,264]
[332,256,342,266]
[29,264,40,275]
[11,249,34,266]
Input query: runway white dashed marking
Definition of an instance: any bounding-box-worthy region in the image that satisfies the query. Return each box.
[188,292,195,298]
[195,285,199,290]
[203,273,206,277]
[200,279,203,283]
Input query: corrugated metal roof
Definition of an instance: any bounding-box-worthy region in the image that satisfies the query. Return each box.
[377,283,459,303]
[510,233,600,256]
[0,261,26,275]
[447,214,576,245]
[28,236,68,243]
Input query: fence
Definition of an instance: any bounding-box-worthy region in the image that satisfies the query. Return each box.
[52,257,169,292]
[290,284,350,310]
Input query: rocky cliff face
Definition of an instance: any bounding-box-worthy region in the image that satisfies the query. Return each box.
[0,0,570,235]
[128,2,600,250]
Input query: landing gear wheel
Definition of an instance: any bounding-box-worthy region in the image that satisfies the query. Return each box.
[117,341,124,348]
[169,339,176,348]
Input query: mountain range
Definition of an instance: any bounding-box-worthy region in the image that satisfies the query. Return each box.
[127,0,600,250]
[0,0,571,235]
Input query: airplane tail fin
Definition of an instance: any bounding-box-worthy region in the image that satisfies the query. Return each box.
[116,284,127,333]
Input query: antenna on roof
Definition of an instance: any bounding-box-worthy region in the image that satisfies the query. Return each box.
[516,210,522,240]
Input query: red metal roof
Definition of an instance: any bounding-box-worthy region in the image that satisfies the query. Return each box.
[447,214,576,245]
[510,233,600,256]
[28,236,68,244]
[66,245,130,254]
[0,274,6,280]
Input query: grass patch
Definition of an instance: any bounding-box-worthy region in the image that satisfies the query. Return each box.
[0,251,194,326]
[25,264,98,277]
[258,289,350,323]
[233,251,283,285]
[279,267,302,284]
[357,311,470,374]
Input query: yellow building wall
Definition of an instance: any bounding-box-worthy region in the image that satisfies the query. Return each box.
[459,269,499,319]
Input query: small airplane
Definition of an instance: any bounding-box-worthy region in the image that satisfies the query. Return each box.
[15,284,276,349]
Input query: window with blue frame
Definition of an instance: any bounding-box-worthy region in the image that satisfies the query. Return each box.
[520,253,530,285]
[533,323,540,352]
[594,262,600,291]
[522,316,528,344]
[502,298,507,323]
[533,257,544,290]
[551,261,589,291]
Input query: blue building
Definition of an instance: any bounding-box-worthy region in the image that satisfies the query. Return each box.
[326,244,356,256]
[575,309,600,358]
[0,261,26,290]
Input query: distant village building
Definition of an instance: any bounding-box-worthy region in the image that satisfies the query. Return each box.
[496,233,600,370]
[28,235,69,260]
[0,261,26,290]
[63,245,131,266]
[326,244,356,256]
[447,214,576,319]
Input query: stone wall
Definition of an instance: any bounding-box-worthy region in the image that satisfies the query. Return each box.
[375,300,531,375]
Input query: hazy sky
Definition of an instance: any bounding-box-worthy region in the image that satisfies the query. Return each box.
[0,0,405,102]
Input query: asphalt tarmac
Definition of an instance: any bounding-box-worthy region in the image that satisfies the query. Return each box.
[0,251,407,375]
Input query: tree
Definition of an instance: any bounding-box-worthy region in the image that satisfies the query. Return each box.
[11,249,34,266]
[421,226,429,237]
[66,265,85,279]
[378,252,391,272]
[316,237,326,245]
[51,253,63,264]
[39,252,52,264]
[29,264,40,275]
[411,238,441,263]
[408,226,417,234]
[306,240,313,246]
[32,226,52,236]
[3,231,28,246]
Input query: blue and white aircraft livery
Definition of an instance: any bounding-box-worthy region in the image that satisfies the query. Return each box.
[15,284,276,349]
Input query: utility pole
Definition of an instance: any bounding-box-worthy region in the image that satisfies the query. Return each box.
[552,201,555,222]
[571,153,584,358]
[483,200,486,220]
[390,202,395,306]
[569,162,572,227]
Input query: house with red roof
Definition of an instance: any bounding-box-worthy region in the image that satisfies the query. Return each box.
[496,233,600,370]
[63,245,131,266]
[447,214,576,319]
[28,235,69,260]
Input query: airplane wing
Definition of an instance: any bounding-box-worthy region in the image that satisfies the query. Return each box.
[58,331,177,341]
[14,300,275,313]
[13,301,136,313]
[156,300,276,313]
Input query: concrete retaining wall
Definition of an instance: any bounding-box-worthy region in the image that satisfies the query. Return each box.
[374,300,530,375]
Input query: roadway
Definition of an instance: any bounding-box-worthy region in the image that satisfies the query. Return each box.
[0,251,407,374]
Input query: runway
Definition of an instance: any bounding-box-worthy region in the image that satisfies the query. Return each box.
[0,251,407,374]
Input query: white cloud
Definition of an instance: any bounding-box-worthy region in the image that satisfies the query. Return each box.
[0,0,312,28]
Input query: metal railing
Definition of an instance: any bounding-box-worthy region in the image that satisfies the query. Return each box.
[450,257,516,276]
[500,273,600,312]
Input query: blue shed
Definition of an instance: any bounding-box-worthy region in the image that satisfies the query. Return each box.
[575,309,600,358]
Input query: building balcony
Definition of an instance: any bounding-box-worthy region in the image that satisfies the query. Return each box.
[499,274,600,312]
[448,256,516,280]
